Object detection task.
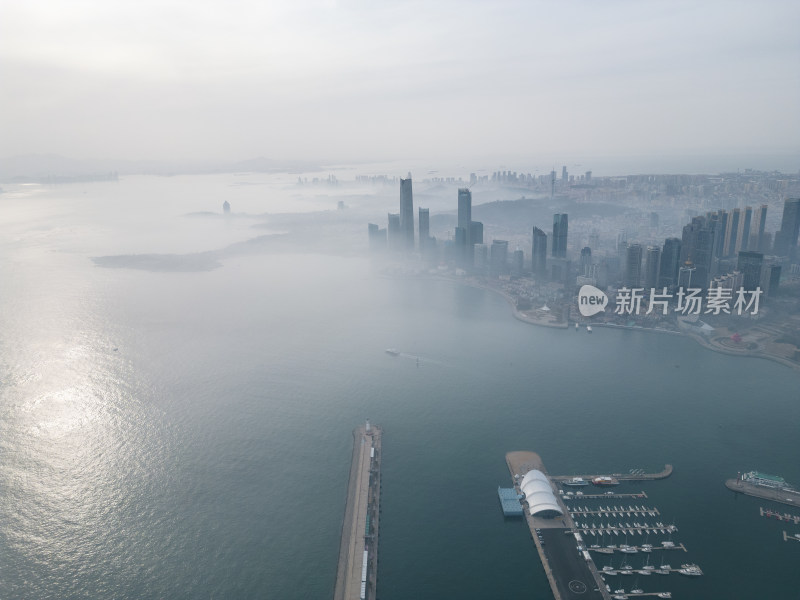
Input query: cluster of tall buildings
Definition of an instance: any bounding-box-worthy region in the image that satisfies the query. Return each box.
[368,175,799,300]
[368,175,485,268]
[612,198,800,297]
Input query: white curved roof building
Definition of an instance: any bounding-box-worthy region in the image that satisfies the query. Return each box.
[520,470,563,518]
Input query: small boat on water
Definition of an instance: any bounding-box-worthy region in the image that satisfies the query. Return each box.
[587,325,593,333]
[385,349,400,356]
[564,477,590,486]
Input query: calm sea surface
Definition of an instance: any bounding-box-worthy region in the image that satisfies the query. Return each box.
[1,174,798,599]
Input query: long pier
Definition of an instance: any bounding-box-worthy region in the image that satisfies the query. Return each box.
[552,465,673,482]
[507,451,609,600]
[333,423,382,600]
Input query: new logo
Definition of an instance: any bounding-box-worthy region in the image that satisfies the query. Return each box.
[578,285,608,317]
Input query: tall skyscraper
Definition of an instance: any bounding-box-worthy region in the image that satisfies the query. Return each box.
[418,207,430,251]
[580,247,592,277]
[658,238,682,290]
[749,204,767,251]
[734,206,752,255]
[457,188,472,243]
[387,213,401,252]
[678,259,696,289]
[552,214,568,258]
[737,251,764,291]
[644,246,661,290]
[681,215,717,289]
[723,208,740,257]
[399,176,414,250]
[455,188,473,265]
[774,198,800,258]
[470,221,484,246]
[714,210,729,259]
[490,240,509,275]
[624,243,643,287]
[532,226,547,277]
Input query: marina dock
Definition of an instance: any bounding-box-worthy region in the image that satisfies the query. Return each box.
[759,507,800,524]
[333,423,382,600]
[507,453,689,600]
[507,451,609,600]
[552,465,673,483]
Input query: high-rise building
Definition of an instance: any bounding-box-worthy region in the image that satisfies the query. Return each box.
[760,264,781,297]
[512,249,524,277]
[658,238,682,290]
[470,221,484,246]
[580,247,592,277]
[418,208,430,251]
[490,240,509,275]
[624,243,643,287]
[735,206,753,255]
[387,213,401,252]
[714,210,729,259]
[561,166,568,182]
[456,188,474,265]
[552,213,568,258]
[737,251,764,291]
[532,226,547,277]
[678,259,696,289]
[644,246,661,290]
[399,177,414,250]
[774,198,800,258]
[723,208,740,257]
[749,204,767,252]
[458,188,472,243]
[681,215,717,289]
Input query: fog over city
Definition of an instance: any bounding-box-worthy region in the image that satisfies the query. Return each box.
[2,0,799,167]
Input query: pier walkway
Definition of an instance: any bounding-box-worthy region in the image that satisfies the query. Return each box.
[552,465,673,483]
[333,424,382,600]
[507,451,609,600]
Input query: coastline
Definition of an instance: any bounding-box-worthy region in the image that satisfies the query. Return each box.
[451,275,800,373]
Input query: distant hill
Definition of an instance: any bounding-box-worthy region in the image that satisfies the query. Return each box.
[472,197,629,231]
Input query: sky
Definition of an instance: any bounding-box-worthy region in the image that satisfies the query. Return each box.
[2,0,799,165]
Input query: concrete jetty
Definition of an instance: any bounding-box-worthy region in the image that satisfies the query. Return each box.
[725,477,800,508]
[552,465,673,483]
[507,451,609,600]
[333,423,382,600]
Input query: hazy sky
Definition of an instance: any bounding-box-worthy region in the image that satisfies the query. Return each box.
[2,0,799,163]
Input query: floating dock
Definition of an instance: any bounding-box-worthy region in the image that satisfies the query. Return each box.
[333,423,382,600]
[759,507,800,524]
[498,487,524,517]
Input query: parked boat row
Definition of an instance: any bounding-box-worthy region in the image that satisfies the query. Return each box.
[567,504,659,517]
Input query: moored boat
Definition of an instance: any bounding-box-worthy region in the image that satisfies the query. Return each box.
[592,476,620,486]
